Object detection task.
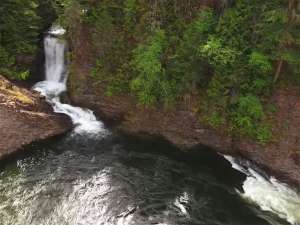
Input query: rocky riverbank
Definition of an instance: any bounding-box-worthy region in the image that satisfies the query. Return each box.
[0,76,72,159]
[69,84,300,188]
[66,23,300,188]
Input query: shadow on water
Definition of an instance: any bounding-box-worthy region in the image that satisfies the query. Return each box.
[0,133,291,225]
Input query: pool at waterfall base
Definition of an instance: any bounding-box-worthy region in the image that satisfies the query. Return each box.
[0,133,294,225]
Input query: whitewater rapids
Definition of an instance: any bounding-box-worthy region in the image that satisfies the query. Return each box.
[224,155,300,225]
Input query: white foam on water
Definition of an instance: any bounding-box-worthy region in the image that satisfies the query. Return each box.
[48,25,66,36]
[52,98,106,136]
[33,81,66,97]
[33,25,107,137]
[173,191,190,217]
[224,155,300,225]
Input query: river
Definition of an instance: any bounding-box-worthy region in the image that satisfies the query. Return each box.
[0,132,292,225]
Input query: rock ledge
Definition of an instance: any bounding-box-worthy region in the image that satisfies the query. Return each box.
[0,76,72,159]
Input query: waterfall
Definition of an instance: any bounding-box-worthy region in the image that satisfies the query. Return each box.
[33,25,107,137]
[44,35,67,83]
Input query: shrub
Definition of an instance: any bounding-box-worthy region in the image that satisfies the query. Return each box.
[249,51,273,74]
[231,95,271,142]
[131,29,176,105]
[0,0,41,79]
[199,37,239,70]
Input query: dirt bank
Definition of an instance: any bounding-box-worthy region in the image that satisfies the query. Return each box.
[0,76,72,159]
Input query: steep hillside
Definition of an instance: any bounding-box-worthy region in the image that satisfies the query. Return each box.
[67,19,300,187]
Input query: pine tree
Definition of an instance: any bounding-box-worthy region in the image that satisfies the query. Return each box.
[0,0,41,78]
[274,0,300,82]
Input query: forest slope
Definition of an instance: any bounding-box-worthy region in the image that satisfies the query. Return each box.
[68,22,300,187]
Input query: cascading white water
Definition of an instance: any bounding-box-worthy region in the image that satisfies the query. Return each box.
[44,36,66,83]
[224,155,300,225]
[33,25,106,137]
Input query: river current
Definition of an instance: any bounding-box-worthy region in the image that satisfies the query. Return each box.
[0,133,292,225]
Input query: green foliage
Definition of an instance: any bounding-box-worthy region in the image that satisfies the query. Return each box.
[18,71,30,80]
[82,1,132,96]
[205,111,226,128]
[235,95,265,121]
[124,0,137,31]
[131,30,175,105]
[216,1,253,52]
[60,0,300,142]
[196,0,289,142]
[1,0,295,142]
[0,0,41,54]
[205,74,229,113]
[199,37,240,69]
[171,9,217,90]
[249,51,273,74]
[91,59,131,96]
[0,47,14,68]
[0,0,42,79]
[231,95,272,142]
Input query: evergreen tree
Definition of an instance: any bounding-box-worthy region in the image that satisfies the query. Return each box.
[0,0,41,79]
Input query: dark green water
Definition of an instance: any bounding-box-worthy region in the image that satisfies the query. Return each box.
[0,133,290,225]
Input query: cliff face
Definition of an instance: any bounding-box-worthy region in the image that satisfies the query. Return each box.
[67,25,300,188]
[0,76,72,159]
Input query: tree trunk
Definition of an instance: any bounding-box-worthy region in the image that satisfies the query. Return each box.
[274,59,283,83]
